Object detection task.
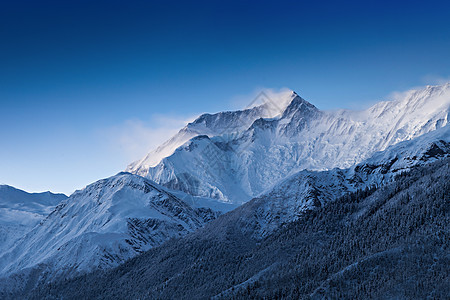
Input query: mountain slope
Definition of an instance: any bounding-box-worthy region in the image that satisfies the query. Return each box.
[128,84,450,203]
[0,186,67,254]
[0,173,235,292]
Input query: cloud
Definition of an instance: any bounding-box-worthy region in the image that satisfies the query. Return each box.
[98,114,197,163]
[385,77,450,103]
[421,74,450,85]
[228,87,295,115]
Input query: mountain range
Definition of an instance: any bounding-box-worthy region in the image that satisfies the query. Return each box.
[0,84,449,298]
[31,156,449,299]
[128,83,450,203]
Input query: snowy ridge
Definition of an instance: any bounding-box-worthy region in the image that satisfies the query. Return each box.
[127,84,450,203]
[0,173,234,284]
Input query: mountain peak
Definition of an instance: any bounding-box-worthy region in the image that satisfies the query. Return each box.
[281,93,319,118]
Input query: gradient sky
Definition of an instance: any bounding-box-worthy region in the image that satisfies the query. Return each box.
[1,0,450,195]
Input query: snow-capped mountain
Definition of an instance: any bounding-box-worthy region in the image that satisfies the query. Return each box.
[128,89,296,172]
[127,84,450,203]
[0,185,66,254]
[1,84,449,296]
[0,173,235,285]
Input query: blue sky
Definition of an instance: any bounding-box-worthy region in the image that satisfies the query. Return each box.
[1,0,450,194]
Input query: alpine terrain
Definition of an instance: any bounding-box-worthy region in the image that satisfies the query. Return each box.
[0,84,449,299]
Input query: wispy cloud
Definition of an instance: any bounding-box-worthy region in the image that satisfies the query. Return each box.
[332,78,450,112]
[421,74,450,85]
[96,87,298,167]
[386,77,450,103]
[97,114,197,162]
[228,87,294,112]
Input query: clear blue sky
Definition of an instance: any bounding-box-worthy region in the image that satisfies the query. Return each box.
[1,0,450,194]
